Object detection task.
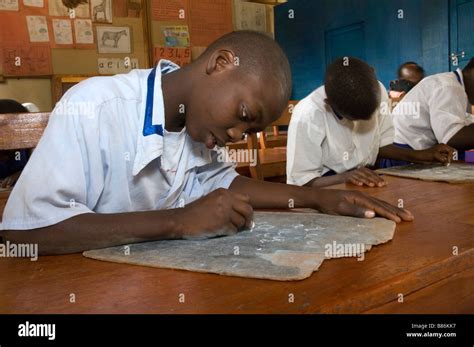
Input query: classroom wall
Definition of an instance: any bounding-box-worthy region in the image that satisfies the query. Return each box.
[0,78,52,111]
[274,0,450,99]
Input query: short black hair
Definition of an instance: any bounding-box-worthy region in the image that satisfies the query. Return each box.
[397,61,425,79]
[0,99,28,114]
[463,57,474,71]
[324,57,380,120]
[199,30,292,112]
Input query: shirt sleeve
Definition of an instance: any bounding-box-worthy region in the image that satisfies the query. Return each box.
[0,95,104,231]
[378,84,395,147]
[428,85,473,144]
[195,150,240,192]
[286,104,326,186]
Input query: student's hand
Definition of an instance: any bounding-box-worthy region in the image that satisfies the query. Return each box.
[420,144,456,165]
[344,167,386,187]
[313,188,413,223]
[0,171,21,189]
[177,188,254,240]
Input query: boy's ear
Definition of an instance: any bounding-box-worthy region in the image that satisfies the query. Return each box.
[206,49,237,75]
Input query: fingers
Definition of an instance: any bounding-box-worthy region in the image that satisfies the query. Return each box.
[351,194,414,223]
[347,168,386,187]
[229,210,247,231]
[231,197,254,229]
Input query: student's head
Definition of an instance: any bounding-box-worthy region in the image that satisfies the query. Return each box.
[184,30,292,147]
[324,57,380,121]
[0,99,28,114]
[397,62,425,85]
[462,57,474,105]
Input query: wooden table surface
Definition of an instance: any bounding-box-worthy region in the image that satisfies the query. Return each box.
[0,175,473,314]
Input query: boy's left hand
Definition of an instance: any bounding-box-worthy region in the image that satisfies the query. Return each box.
[0,171,21,189]
[420,144,456,165]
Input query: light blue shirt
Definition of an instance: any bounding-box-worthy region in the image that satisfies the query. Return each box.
[1,60,239,230]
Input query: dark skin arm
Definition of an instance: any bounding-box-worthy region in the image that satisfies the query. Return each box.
[447,124,474,151]
[379,144,455,165]
[0,189,254,255]
[229,175,412,222]
[1,176,414,255]
[304,167,386,189]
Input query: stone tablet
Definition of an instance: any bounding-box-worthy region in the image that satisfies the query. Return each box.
[377,163,474,184]
[83,212,396,281]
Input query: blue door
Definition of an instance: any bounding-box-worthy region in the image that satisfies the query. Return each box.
[449,0,474,70]
[325,22,366,66]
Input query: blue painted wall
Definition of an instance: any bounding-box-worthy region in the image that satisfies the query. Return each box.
[275,0,450,99]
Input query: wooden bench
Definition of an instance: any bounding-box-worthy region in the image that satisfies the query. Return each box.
[0,112,51,212]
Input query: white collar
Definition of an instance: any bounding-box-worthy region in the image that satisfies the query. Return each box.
[132,60,213,176]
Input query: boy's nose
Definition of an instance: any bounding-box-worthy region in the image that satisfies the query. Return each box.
[227,127,246,142]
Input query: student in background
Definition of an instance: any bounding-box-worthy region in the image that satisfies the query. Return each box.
[398,61,425,85]
[392,57,474,160]
[389,62,425,100]
[286,57,454,188]
[0,100,30,189]
[0,32,414,255]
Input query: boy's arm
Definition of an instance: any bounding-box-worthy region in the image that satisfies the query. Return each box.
[0,189,254,255]
[447,124,474,150]
[378,144,454,164]
[304,168,386,188]
[229,175,413,222]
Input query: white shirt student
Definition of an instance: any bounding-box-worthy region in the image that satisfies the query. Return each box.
[286,82,393,186]
[0,60,238,230]
[392,68,474,150]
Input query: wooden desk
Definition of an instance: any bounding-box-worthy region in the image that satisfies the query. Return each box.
[0,176,473,313]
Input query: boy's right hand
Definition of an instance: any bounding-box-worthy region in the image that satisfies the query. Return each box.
[177,188,254,240]
[344,167,386,187]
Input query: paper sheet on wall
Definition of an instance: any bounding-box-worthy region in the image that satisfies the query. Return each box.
[189,0,233,47]
[154,46,191,67]
[51,18,73,46]
[2,45,52,76]
[162,25,190,47]
[98,57,139,75]
[233,0,267,33]
[23,0,43,7]
[74,19,94,46]
[152,0,187,21]
[26,15,50,42]
[0,0,19,11]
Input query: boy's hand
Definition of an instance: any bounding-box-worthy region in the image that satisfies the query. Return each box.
[313,188,413,223]
[419,144,456,165]
[177,188,253,239]
[344,167,386,187]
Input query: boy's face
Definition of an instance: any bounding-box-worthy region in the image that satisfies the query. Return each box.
[185,52,286,149]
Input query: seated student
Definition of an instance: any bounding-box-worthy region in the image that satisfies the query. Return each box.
[392,57,474,160]
[0,32,413,254]
[0,100,30,189]
[286,57,454,188]
[389,62,425,100]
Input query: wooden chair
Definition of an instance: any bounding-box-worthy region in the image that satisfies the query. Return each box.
[0,112,50,212]
[259,100,298,150]
[238,101,297,181]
